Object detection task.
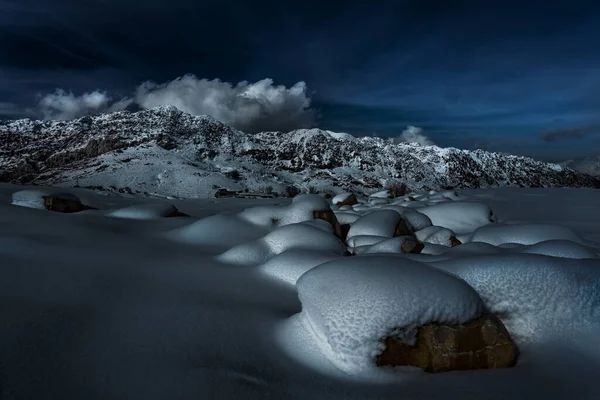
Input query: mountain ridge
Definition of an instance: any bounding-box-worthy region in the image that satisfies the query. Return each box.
[1,106,598,198]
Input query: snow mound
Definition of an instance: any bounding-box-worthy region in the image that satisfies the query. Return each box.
[295,255,484,374]
[378,206,432,231]
[362,237,416,255]
[414,226,457,246]
[259,249,341,286]
[333,211,361,225]
[165,214,269,248]
[369,190,391,199]
[107,202,178,219]
[237,194,331,229]
[418,201,494,234]
[431,254,600,343]
[517,240,599,259]
[347,210,407,239]
[469,223,587,246]
[217,223,347,266]
[11,189,52,209]
[346,235,388,248]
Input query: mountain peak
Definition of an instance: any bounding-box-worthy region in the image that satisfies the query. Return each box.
[0,109,598,197]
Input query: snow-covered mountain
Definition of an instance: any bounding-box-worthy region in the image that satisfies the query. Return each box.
[1,106,598,197]
[559,156,600,177]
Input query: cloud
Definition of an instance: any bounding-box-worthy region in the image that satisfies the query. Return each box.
[388,125,436,146]
[38,89,132,120]
[36,75,316,133]
[134,75,315,133]
[541,125,599,142]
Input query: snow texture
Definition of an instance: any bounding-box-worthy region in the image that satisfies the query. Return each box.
[217,223,347,266]
[346,210,407,239]
[296,255,484,374]
[2,182,600,398]
[468,223,587,246]
[431,254,600,343]
[418,201,494,234]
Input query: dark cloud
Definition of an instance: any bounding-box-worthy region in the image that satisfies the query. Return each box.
[541,125,600,142]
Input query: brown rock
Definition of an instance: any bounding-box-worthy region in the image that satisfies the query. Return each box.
[450,236,462,247]
[377,314,517,373]
[313,210,343,240]
[42,193,86,213]
[401,238,425,254]
[336,193,358,207]
[165,208,189,218]
[393,217,412,237]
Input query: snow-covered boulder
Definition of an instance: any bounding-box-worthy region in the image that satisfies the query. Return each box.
[332,192,358,207]
[418,201,494,234]
[165,214,270,248]
[347,210,411,239]
[415,226,461,247]
[217,223,347,266]
[12,189,52,209]
[517,239,598,259]
[259,249,341,286]
[333,211,361,225]
[468,223,587,246]
[363,237,425,255]
[294,255,485,374]
[431,254,600,343]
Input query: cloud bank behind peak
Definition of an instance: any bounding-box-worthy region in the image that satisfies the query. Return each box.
[36,75,316,133]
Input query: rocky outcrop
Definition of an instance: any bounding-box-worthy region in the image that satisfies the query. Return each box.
[42,193,88,213]
[376,314,518,373]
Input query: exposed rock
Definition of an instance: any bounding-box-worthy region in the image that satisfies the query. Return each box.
[377,314,518,373]
[42,193,86,213]
[450,236,462,247]
[165,208,189,217]
[340,224,351,241]
[313,210,343,240]
[214,188,238,198]
[393,217,412,237]
[335,193,358,207]
[401,238,425,254]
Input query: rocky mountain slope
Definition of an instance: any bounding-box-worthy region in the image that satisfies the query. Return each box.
[560,156,600,177]
[1,106,598,198]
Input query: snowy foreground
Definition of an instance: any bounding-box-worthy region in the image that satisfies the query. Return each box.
[1,183,600,399]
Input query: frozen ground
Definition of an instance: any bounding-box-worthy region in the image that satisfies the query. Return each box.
[0,183,599,399]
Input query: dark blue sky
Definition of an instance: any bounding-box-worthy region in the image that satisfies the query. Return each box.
[1,0,600,160]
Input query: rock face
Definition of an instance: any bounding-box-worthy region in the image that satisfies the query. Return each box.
[393,218,412,237]
[1,106,598,198]
[42,193,86,213]
[401,238,425,254]
[376,314,517,373]
[313,210,343,240]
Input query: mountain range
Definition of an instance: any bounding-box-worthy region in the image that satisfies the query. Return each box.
[1,106,598,198]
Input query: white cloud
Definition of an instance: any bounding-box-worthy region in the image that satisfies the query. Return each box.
[389,125,436,146]
[134,75,315,133]
[36,75,316,133]
[38,89,131,120]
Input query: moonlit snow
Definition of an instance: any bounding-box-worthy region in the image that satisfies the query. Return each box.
[1,182,600,399]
